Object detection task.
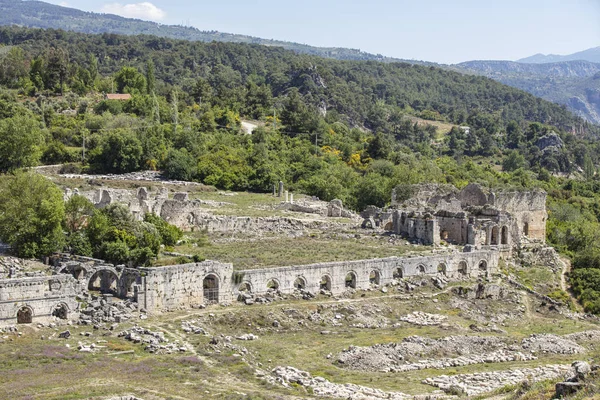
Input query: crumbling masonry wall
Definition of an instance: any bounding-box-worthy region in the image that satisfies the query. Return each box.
[136,261,234,311]
[234,250,498,297]
[0,275,80,326]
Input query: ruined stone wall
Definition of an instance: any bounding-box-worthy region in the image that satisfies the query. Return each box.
[392,211,439,245]
[491,190,547,242]
[137,261,233,311]
[0,275,80,326]
[437,216,468,244]
[236,250,499,297]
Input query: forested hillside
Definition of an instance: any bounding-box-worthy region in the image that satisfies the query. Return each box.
[0,0,406,63]
[457,60,600,125]
[1,27,600,312]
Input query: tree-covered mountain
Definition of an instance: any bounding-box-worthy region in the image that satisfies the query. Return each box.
[3,0,600,126]
[456,60,600,125]
[0,0,424,64]
[518,46,600,64]
[0,26,592,137]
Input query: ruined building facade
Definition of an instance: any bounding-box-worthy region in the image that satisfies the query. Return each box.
[391,184,547,249]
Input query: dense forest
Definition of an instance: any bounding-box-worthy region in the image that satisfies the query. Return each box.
[0,0,405,63]
[0,27,600,313]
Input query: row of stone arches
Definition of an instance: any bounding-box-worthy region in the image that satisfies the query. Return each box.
[15,302,71,324]
[238,259,490,296]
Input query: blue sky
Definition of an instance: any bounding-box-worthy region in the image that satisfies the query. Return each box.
[44,0,600,64]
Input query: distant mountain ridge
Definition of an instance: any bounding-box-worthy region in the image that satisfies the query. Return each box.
[456,60,600,79]
[0,0,431,64]
[518,47,600,64]
[455,60,600,124]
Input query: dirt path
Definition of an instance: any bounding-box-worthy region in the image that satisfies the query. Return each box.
[558,255,584,312]
[560,256,569,292]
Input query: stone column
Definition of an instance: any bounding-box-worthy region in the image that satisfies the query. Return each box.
[278,181,284,198]
[285,191,289,203]
[290,193,294,204]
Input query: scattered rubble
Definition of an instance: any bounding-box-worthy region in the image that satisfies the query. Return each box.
[555,361,596,397]
[236,334,259,341]
[181,320,208,335]
[424,364,572,396]
[337,332,590,373]
[79,296,138,327]
[119,326,188,354]
[564,330,600,343]
[270,366,422,399]
[399,311,447,326]
[521,334,586,354]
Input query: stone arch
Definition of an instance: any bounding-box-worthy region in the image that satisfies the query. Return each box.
[345,272,357,289]
[437,263,447,275]
[501,226,509,245]
[320,275,332,291]
[294,276,307,290]
[384,221,393,231]
[72,265,89,280]
[440,230,449,241]
[203,274,219,303]
[17,306,33,324]
[523,222,529,237]
[478,260,488,271]
[238,282,252,293]
[369,270,381,285]
[393,267,404,279]
[457,260,468,276]
[417,264,427,275]
[51,303,69,320]
[120,274,138,298]
[266,278,280,290]
[491,225,500,245]
[88,268,119,295]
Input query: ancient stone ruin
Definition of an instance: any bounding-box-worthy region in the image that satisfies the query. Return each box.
[0,183,547,326]
[386,183,547,249]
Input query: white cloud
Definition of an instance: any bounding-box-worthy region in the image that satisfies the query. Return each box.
[100,2,166,21]
[59,2,69,6]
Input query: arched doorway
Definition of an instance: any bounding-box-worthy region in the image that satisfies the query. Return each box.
[72,266,87,280]
[320,275,332,291]
[203,274,219,303]
[88,269,119,294]
[393,268,404,279]
[120,275,138,298]
[440,230,449,241]
[369,270,381,285]
[294,276,306,290]
[437,263,447,276]
[384,222,393,231]
[345,272,357,289]
[238,282,252,293]
[417,265,426,275]
[501,226,509,245]
[491,226,500,245]
[17,306,32,324]
[478,260,488,271]
[267,279,279,290]
[458,261,468,276]
[52,303,68,320]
